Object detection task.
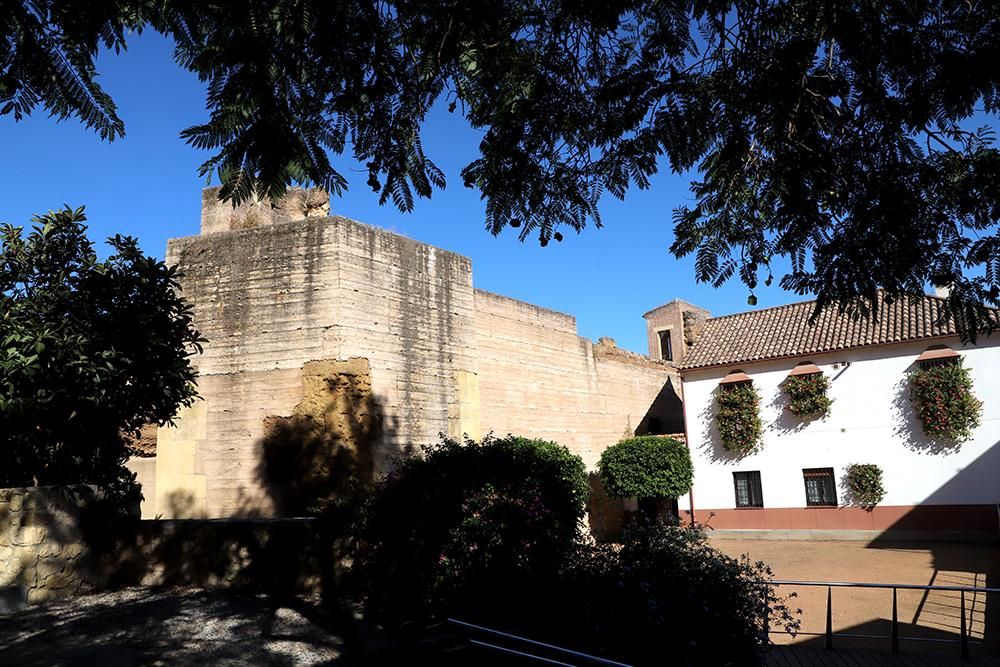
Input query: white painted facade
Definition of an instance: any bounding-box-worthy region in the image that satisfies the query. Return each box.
[679,336,1000,513]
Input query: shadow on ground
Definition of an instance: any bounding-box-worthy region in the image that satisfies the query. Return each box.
[0,587,350,666]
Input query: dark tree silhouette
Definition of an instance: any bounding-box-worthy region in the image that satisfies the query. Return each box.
[0,207,203,501]
[3,2,998,335]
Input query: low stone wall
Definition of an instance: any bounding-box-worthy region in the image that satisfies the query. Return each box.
[0,486,103,608]
[108,517,332,597]
[0,485,334,611]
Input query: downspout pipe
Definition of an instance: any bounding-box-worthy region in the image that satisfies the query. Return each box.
[677,373,696,528]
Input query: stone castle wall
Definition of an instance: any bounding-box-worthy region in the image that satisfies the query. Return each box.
[156,213,477,518]
[151,190,679,518]
[474,290,680,469]
[0,486,102,608]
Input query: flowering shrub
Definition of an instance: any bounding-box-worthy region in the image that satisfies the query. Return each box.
[845,463,885,507]
[783,372,833,417]
[597,436,693,499]
[910,360,982,442]
[716,382,764,455]
[355,434,587,626]
[551,524,800,665]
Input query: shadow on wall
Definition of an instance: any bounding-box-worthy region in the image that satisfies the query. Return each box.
[97,360,399,602]
[767,380,831,436]
[2,359,407,610]
[256,358,398,517]
[587,472,626,542]
[103,511,345,604]
[864,439,1000,654]
[634,380,685,436]
[698,385,750,464]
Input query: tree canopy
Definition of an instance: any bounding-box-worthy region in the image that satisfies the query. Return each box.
[597,436,693,500]
[3,1,999,335]
[0,207,202,500]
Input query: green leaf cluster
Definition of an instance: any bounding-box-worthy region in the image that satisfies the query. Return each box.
[0,207,203,500]
[597,436,692,499]
[845,463,886,508]
[715,383,764,456]
[558,525,799,665]
[355,434,588,626]
[5,2,999,338]
[910,360,983,443]
[783,372,833,418]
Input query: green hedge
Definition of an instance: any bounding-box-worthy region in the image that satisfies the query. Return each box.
[597,436,693,498]
[355,434,588,626]
[555,524,799,665]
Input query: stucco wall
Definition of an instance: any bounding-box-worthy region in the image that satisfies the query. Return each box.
[680,336,1000,531]
[475,290,680,469]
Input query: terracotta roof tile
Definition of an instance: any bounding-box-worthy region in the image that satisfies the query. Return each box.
[680,293,979,371]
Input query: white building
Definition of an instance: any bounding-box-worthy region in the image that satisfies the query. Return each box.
[648,293,1000,538]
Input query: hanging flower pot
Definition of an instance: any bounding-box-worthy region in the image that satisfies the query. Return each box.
[715,381,763,456]
[783,371,833,418]
[910,358,982,442]
[845,463,885,508]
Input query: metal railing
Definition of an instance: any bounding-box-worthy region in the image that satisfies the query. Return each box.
[766,579,1000,658]
[447,618,633,666]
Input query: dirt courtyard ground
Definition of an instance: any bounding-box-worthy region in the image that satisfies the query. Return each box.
[712,536,1000,657]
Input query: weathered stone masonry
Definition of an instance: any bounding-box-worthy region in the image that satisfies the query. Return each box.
[0,486,102,607]
[150,189,681,518]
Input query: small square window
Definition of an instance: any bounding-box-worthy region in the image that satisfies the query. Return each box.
[803,468,837,507]
[733,471,763,508]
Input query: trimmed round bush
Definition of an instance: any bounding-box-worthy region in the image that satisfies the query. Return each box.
[355,434,588,627]
[597,436,693,499]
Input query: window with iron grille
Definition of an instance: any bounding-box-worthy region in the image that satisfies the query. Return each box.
[803,468,837,507]
[733,471,763,508]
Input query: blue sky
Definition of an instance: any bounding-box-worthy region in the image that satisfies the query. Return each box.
[0,31,804,354]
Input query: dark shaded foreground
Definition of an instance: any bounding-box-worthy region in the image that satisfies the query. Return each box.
[0,587,346,666]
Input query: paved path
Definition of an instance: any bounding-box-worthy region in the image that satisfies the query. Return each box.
[713,537,1000,652]
[0,587,346,666]
[770,645,1000,666]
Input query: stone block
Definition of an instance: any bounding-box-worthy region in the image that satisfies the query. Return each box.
[21,510,52,527]
[12,526,46,546]
[26,586,56,605]
[1,550,36,587]
[43,573,76,590]
[37,541,63,558]
[21,491,44,511]
[60,543,84,560]
[35,558,65,580]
